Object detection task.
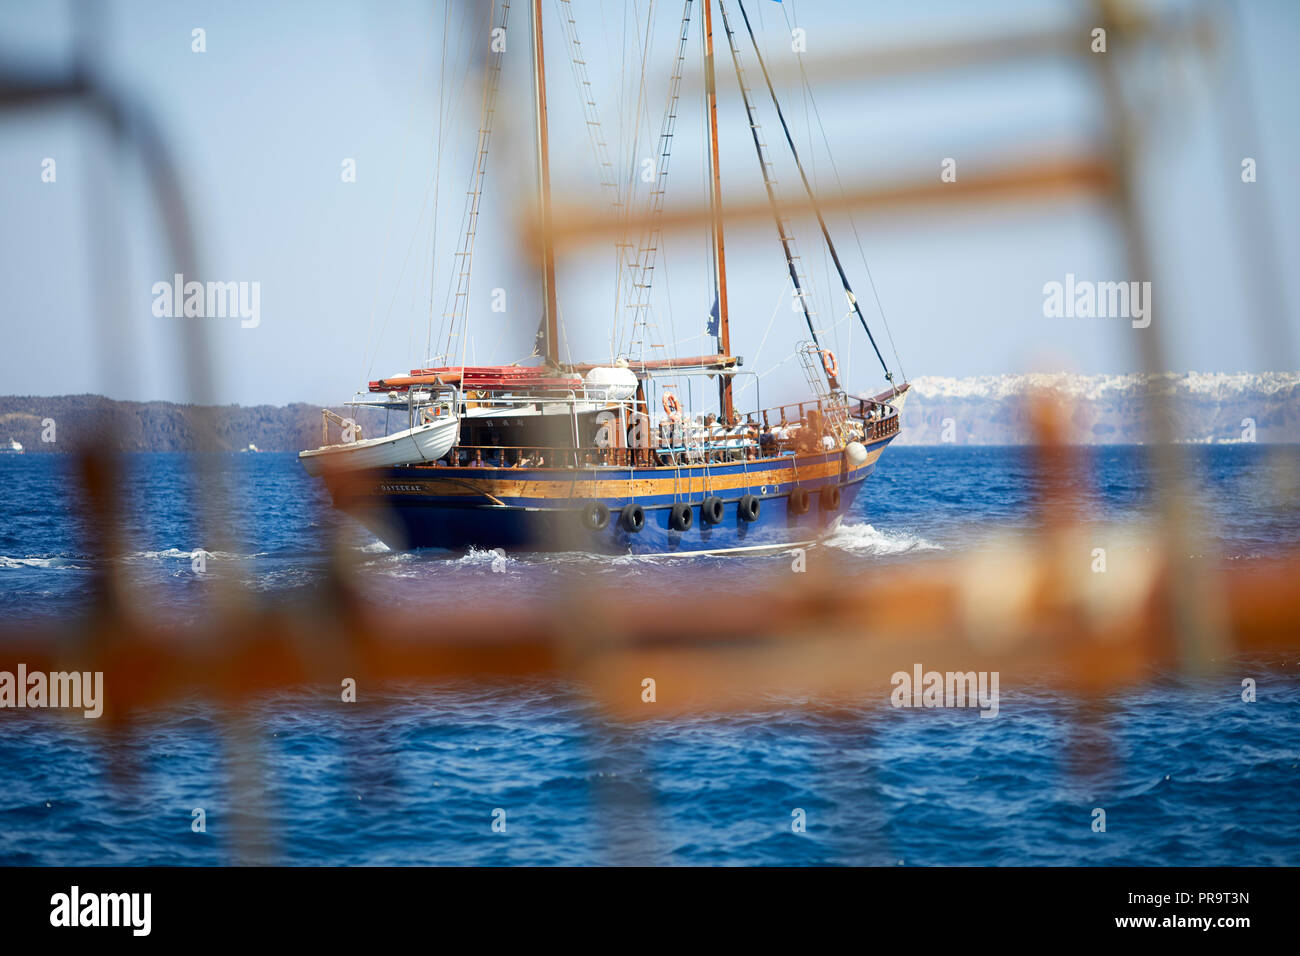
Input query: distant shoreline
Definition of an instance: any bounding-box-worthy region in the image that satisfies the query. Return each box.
[2,372,1297,451]
[5,445,1298,456]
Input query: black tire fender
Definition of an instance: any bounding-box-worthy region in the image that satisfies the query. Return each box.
[819,484,841,512]
[700,495,725,526]
[582,501,610,532]
[619,502,645,532]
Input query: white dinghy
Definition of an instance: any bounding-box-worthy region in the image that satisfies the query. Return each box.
[298,415,459,477]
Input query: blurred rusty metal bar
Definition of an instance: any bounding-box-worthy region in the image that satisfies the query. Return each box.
[3,392,1297,720]
[1090,0,1230,673]
[1,540,1296,720]
[1,0,1295,867]
[2,16,266,851]
[676,8,1215,90]
[545,154,1117,253]
[0,1,1287,712]
[0,45,254,619]
[0,66,205,403]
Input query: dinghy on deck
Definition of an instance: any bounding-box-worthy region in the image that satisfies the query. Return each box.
[298,415,459,477]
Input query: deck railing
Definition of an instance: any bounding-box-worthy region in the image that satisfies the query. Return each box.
[450,421,896,472]
[451,440,763,470]
[418,391,901,470]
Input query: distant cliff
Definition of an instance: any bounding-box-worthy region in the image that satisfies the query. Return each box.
[2,373,1297,451]
[887,372,1300,445]
[0,395,391,453]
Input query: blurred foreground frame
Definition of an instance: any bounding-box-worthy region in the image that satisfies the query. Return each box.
[1,0,1297,863]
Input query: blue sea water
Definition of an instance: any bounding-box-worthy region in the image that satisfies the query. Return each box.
[0,446,1297,865]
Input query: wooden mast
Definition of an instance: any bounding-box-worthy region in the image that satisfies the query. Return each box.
[530,0,560,366]
[702,0,734,422]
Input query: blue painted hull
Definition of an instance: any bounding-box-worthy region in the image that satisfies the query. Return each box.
[325,435,896,555]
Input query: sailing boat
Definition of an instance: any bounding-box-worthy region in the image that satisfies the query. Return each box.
[301,0,908,555]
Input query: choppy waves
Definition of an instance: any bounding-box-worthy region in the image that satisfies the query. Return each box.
[0,668,1296,865]
[2,447,1297,864]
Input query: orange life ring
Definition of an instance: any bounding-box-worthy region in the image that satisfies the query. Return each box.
[662,392,681,418]
[821,349,839,379]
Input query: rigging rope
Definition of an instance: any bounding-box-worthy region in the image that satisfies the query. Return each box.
[436,0,511,369]
[554,0,640,358]
[772,0,906,384]
[423,0,455,367]
[733,0,894,384]
[613,0,662,361]
[620,0,694,364]
[714,0,824,358]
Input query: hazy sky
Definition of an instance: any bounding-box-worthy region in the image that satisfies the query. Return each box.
[1,0,1296,408]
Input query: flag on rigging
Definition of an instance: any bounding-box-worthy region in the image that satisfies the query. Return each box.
[706,296,720,337]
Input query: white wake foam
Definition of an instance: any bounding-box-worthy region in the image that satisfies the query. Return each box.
[0,555,84,570]
[823,523,943,555]
[455,547,515,570]
[125,548,258,562]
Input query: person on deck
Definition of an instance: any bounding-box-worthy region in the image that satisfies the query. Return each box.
[704,413,721,462]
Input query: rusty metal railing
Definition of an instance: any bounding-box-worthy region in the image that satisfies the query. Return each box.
[1,0,1296,867]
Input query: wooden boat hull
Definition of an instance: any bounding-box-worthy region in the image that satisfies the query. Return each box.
[321,431,896,554]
